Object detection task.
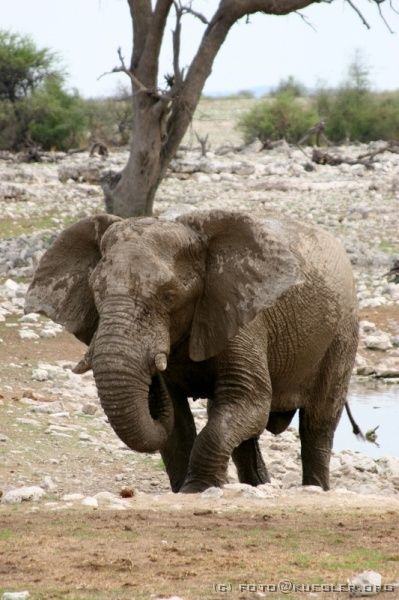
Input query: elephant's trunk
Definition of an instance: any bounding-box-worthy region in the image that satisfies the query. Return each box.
[92,307,173,453]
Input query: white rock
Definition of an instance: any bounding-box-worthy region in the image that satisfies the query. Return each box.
[31,368,49,381]
[81,496,99,508]
[201,486,223,498]
[62,493,84,502]
[359,320,376,332]
[348,570,382,596]
[19,329,40,340]
[364,332,392,351]
[31,402,64,414]
[159,204,197,221]
[16,418,40,427]
[299,485,323,493]
[42,476,57,491]
[4,278,19,296]
[19,312,40,323]
[94,491,121,505]
[2,486,46,504]
[154,597,184,600]
[2,592,30,600]
[39,328,57,338]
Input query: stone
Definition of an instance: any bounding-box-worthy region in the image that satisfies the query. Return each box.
[31,401,64,414]
[364,332,392,351]
[348,570,382,596]
[19,329,40,341]
[81,403,98,415]
[2,593,30,600]
[62,493,84,502]
[16,418,40,427]
[31,368,49,381]
[2,486,46,504]
[201,486,223,498]
[19,312,40,323]
[42,476,57,491]
[359,320,376,332]
[299,485,323,494]
[39,328,57,338]
[81,496,99,508]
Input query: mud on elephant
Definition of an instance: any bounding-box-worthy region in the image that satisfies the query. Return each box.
[25,210,359,493]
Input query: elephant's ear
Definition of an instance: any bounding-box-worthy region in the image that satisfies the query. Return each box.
[177,210,301,362]
[25,214,121,344]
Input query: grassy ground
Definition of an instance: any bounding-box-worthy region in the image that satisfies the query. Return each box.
[0,507,398,600]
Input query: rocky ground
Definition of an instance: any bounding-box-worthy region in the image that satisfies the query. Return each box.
[0,139,398,599]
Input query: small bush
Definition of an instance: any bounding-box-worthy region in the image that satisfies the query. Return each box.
[271,75,307,98]
[83,88,132,146]
[27,76,87,150]
[237,91,318,144]
[0,29,88,150]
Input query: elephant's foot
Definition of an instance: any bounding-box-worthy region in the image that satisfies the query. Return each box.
[180,473,228,493]
[179,480,218,494]
[232,437,270,486]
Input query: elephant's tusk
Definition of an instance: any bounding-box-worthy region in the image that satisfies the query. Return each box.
[72,333,96,374]
[155,353,167,372]
[72,353,92,374]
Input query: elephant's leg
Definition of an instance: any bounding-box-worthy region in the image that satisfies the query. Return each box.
[232,437,270,485]
[181,406,268,492]
[300,319,358,490]
[180,336,271,493]
[150,383,196,492]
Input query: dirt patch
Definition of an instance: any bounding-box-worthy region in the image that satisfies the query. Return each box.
[0,507,398,600]
[359,305,399,334]
[0,319,84,400]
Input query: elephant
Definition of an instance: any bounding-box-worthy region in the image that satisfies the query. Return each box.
[25,209,359,493]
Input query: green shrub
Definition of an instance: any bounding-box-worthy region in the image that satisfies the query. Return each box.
[0,29,88,150]
[28,77,88,150]
[271,75,307,98]
[237,91,318,144]
[83,88,132,146]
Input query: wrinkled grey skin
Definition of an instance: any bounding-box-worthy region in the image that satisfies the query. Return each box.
[25,210,358,493]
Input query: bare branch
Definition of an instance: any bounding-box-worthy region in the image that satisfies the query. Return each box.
[296,10,317,31]
[182,5,209,24]
[99,47,172,103]
[389,0,399,16]
[295,10,317,32]
[172,1,184,86]
[377,2,395,32]
[345,0,371,28]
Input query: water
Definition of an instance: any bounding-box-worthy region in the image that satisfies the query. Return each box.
[334,386,399,458]
[292,385,399,459]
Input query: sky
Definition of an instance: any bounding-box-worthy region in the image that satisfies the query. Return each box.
[1,0,399,97]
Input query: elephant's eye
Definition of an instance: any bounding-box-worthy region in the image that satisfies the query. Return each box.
[161,290,176,306]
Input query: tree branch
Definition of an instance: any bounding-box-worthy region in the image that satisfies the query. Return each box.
[139,0,174,86]
[127,0,152,71]
[172,1,184,86]
[377,1,395,32]
[346,0,371,28]
[99,47,172,103]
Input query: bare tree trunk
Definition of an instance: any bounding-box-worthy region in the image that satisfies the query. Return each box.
[104,0,393,217]
[108,94,168,217]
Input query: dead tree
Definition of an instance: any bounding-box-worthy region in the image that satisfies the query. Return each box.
[195,132,210,157]
[101,0,398,217]
[298,120,331,147]
[312,141,399,168]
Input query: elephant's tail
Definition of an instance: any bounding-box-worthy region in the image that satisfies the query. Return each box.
[345,402,365,440]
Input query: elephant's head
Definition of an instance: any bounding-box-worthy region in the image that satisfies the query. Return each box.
[25,210,301,454]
